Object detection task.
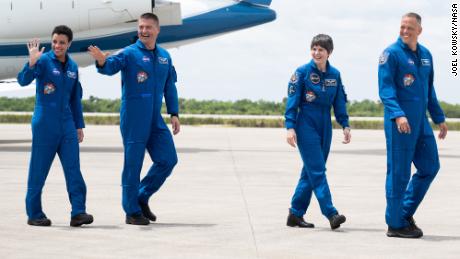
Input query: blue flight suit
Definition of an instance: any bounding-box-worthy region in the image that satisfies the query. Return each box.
[285,60,349,219]
[17,51,86,220]
[378,37,445,229]
[96,40,178,216]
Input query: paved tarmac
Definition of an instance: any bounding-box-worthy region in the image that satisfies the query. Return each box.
[0,124,459,258]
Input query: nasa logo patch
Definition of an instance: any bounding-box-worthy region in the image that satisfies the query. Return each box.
[310,73,320,84]
[305,91,316,102]
[158,57,168,64]
[137,71,148,83]
[379,52,389,65]
[44,83,56,94]
[403,74,415,87]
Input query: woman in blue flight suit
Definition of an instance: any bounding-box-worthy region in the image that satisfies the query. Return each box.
[17,25,93,227]
[285,34,351,229]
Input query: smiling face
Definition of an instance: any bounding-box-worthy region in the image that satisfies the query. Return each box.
[400,16,422,50]
[310,45,329,68]
[138,17,160,49]
[51,33,70,61]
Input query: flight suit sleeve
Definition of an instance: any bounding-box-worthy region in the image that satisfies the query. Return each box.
[426,59,445,124]
[70,76,85,129]
[164,60,179,116]
[284,69,304,129]
[17,60,42,86]
[333,74,350,128]
[378,51,405,119]
[96,49,127,76]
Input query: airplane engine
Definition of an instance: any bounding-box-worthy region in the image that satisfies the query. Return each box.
[0,0,274,80]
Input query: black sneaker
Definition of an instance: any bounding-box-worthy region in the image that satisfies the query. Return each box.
[139,202,157,222]
[126,214,150,225]
[406,216,423,236]
[286,212,314,228]
[387,225,423,238]
[27,217,52,227]
[70,213,94,227]
[328,213,346,230]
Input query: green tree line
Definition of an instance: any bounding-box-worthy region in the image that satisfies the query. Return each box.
[1,96,459,118]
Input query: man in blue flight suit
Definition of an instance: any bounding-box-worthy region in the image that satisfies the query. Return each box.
[88,13,180,225]
[378,12,448,238]
[17,25,93,227]
[285,34,350,230]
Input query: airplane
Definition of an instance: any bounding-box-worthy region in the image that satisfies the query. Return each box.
[0,0,276,81]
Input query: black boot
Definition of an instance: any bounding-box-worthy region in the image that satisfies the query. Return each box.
[126,214,150,225]
[27,217,52,227]
[286,212,314,228]
[387,225,423,238]
[70,213,94,227]
[407,216,423,236]
[328,213,346,230]
[139,202,157,222]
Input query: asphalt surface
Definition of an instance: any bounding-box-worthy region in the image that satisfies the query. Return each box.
[0,124,459,258]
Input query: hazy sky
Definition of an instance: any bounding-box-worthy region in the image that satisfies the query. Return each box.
[2,0,459,104]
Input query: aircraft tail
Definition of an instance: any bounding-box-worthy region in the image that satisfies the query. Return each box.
[239,0,272,6]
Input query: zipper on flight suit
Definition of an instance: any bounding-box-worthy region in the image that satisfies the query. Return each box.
[57,59,67,132]
[411,47,426,137]
[321,71,326,92]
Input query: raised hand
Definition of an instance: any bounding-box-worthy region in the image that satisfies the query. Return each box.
[27,38,45,67]
[87,45,110,66]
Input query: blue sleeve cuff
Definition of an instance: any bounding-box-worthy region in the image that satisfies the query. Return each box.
[75,121,85,129]
[24,63,35,71]
[95,61,111,75]
[341,121,350,129]
[390,111,406,120]
[285,121,295,129]
[432,115,445,125]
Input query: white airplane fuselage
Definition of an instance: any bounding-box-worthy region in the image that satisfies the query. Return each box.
[0,0,276,80]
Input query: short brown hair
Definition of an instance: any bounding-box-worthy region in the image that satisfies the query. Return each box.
[403,12,422,25]
[311,34,334,54]
[140,13,159,24]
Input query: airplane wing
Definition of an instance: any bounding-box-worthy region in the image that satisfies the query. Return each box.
[0,0,276,80]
